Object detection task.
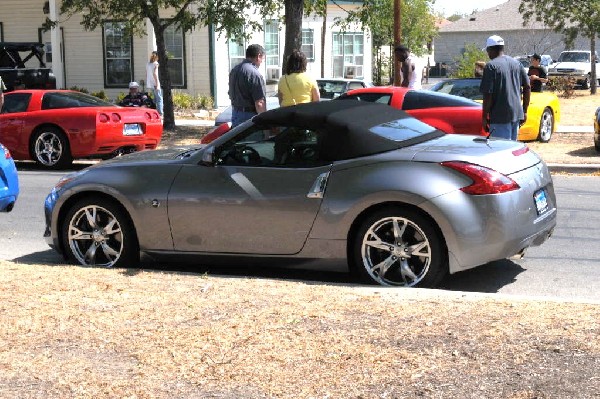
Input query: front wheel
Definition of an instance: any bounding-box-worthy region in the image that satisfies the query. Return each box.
[61,198,139,268]
[30,127,72,169]
[351,207,447,287]
[537,107,554,143]
[581,75,590,90]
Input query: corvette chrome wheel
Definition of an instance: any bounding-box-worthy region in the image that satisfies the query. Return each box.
[31,127,72,169]
[537,108,554,143]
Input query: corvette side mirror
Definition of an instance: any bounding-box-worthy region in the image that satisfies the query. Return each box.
[201,146,216,166]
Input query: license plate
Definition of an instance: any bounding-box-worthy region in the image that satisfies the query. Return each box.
[123,123,143,136]
[534,188,548,215]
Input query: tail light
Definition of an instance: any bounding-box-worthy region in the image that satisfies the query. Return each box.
[3,147,11,160]
[99,113,110,123]
[111,113,121,122]
[441,161,520,195]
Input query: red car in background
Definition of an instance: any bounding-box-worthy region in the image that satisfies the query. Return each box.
[338,86,485,135]
[0,90,163,169]
[202,86,485,144]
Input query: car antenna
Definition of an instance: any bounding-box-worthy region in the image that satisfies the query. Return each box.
[474,127,493,144]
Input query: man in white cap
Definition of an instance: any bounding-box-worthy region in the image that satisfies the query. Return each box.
[119,81,155,108]
[479,35,530,140]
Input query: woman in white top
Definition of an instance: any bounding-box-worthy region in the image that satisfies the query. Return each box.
[146,51,163,116]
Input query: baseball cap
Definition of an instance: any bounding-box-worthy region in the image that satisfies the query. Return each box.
[531,53,541,60]
[129,81,140,89]
[486,35,504,48]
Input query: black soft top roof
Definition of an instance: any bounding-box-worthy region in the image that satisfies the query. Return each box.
[254,101,443,160]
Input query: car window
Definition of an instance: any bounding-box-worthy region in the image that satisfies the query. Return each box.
[339,93,392,105]
[215,125,328,168]
[317,81,348,99]
[427,81,483,102]
[348,82,365,90]
[41,91,114,110]
[1,93,31,113]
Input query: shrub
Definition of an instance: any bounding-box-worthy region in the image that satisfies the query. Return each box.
[91,90,109,101]
[68,86,89,94]
[547,76,576,98]
[171,90,215,111]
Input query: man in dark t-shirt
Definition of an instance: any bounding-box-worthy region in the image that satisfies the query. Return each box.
[528,54,548,92]
[480,35,531,141]
[228,44,267,127]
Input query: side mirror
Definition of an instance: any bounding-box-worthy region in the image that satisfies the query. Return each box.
[201,146,216,166]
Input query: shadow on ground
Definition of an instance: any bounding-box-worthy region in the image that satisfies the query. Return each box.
[12,250,525,294]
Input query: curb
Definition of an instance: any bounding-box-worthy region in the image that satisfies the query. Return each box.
[548,163,600,174]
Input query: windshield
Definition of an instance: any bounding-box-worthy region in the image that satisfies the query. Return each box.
[558,52,590,63]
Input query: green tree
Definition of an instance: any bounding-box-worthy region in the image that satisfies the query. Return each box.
[450,43,487,78]
[519,0,600,94]
[338,0,437,84]
[50,0,283,129]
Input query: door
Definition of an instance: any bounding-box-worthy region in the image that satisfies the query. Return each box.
[168,124,332,255]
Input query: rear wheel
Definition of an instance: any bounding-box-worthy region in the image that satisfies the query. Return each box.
[537,107,554,143]
[351,207,447,287]
[30,127,72,169]
[61,198,139,268]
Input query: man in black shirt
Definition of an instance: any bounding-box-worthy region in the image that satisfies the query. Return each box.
[228,44,267,127]
[528,54,548,92]
[119,81,156,108]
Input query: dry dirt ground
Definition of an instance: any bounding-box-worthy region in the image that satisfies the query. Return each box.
[1,262,599,398]
[1,94,599,398]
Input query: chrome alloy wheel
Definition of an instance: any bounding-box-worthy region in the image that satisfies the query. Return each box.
[67,205,123,267]
[34,131,64,166]
[360,216,431,287]
[538,108,554,143]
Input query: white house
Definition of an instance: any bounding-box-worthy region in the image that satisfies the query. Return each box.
[0,0,371,108]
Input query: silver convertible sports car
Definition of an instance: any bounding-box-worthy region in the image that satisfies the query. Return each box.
[44,101,557,287]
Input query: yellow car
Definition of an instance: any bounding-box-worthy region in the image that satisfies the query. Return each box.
[430,78,561,142]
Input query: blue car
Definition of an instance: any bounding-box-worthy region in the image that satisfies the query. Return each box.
[0,142,19,212]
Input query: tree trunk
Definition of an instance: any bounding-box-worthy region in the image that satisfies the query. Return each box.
[152,21,175,130]
[393,0,402,86]
[591,36,597,95]
[321,9,327,78]
[282,0,303,75]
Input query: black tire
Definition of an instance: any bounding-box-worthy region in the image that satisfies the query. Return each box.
[30,127,72,169]
[537,107,554,143]
[61,197,139,268]
[581,75,590,90]
[351,207,448,287]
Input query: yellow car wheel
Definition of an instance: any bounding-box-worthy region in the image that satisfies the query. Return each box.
[537,107,554,143]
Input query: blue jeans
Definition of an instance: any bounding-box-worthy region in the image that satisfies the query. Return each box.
[490,122,519,140]
[232,109,257,128]
[153,88,163,116]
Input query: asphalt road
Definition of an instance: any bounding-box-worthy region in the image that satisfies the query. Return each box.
[1,166,599,302]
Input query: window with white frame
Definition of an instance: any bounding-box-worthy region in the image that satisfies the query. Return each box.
[164,24,185,87]
[228,38,246,71]
[103,21,133,87]
[332,32,364,79]
[264,20,280,81]
[301,29,314,61]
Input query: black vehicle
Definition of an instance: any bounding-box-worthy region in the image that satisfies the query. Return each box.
[0,42,56,92]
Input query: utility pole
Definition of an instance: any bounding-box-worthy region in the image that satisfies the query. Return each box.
[393,0,402,86]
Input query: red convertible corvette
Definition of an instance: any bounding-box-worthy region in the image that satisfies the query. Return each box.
[339,86,485,135]
[0,90,163,169]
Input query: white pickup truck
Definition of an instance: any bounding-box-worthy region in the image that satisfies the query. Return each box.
[547,50,599,89]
